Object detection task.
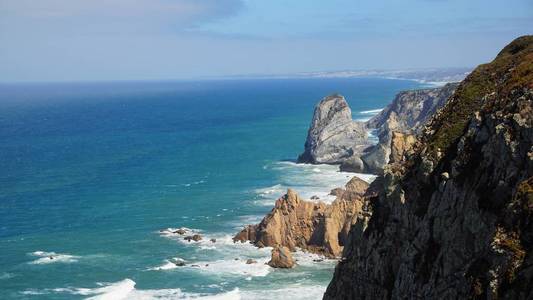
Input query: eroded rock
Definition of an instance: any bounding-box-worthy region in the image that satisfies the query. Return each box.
[234,177,369,258]
[268,246,295,268]
[298,94,368,164]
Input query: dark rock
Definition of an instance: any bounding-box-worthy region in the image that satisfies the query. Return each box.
[324,35,533,300]
[173,229,187,235]
[339,156,365,172]
[184,234,202,242]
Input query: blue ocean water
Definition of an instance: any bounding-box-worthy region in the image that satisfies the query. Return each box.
[0,78,423,299]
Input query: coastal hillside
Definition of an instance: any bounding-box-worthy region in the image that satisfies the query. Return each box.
[324,36,533,299]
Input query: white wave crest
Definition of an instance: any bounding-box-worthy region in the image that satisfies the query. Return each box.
[34,278,242,300]
[359,108,383,115]
[28,251,79,265]
[253,162,376,206]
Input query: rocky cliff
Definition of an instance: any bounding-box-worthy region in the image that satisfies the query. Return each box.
[298,94,369,164]
[367,82,459,132]
[234,176,370,258]
[324,36,533,299]
[341,83,458,173]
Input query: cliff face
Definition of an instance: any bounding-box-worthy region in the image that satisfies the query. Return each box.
[298,94,368,164]
[324,36,533,299]
[342,83,458,174]
[234,177,370,258]
[367,82,459,133]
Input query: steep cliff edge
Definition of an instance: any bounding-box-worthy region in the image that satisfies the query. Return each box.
[324,36,533,299]
[297,94,369,164]
[233,177,370,258]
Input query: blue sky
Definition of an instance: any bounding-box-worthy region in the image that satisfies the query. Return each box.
[1,0,532,82]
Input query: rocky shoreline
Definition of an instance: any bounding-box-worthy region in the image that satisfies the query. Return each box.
[232,38,532,298]
[324,36,533,299]
[233,72,462,266]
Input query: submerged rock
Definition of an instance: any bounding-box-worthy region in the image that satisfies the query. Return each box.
[297,94,368,164]
[268,246,295,268]
[184,234,202,242]
[173,229,187,235]
[245,259,257,264]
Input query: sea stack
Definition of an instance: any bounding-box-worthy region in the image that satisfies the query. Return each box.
[297,94,368,164]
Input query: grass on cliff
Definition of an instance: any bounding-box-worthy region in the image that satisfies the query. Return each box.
[427,35,533,154]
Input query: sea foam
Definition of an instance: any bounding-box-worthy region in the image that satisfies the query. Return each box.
[28,251,79,264]
[253,161,376,206]
[26,279,242,300]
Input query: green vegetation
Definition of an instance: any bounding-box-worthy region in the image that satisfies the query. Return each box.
[427,35,533,156]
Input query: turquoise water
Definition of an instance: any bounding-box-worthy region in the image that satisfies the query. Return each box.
[0,78,423,299]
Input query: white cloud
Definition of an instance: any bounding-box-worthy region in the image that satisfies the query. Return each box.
[0,0,243,34]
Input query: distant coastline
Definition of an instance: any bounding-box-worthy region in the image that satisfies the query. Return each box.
[215,67,471,86]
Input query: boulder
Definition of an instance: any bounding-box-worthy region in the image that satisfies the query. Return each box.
[184,234,202,242]
[173,229,187,235]
[268,246,295,268]
[339,155,365,172]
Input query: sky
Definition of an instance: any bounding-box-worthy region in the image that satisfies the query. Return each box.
[0,0,532,82]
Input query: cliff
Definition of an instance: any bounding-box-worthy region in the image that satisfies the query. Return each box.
[367,82,459,133]
[297,94,369,164]
[234,176,370,258]
[324,36,533,299]
[340,83,458,173]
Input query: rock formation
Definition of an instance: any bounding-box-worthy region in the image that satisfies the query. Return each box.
[340,83,458,173]
[298,94,369,164]
[234,176,370,258]
[367,82,459,132]
[324,36,533,299]
[268,246,295,268]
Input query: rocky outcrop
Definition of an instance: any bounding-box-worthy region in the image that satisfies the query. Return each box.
[324,36,533,299]
[367,82,459,132]
[234,176,370,258]
[298,94,369,164]
[268,246,295,268]
[340,82,458,173]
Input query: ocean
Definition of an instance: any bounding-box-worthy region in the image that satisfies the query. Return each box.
[0,78,425,299]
